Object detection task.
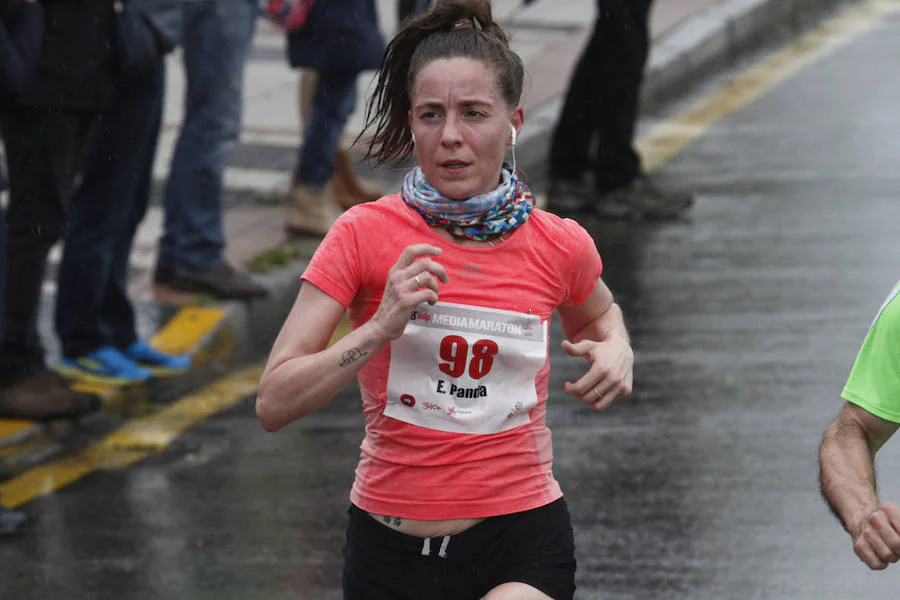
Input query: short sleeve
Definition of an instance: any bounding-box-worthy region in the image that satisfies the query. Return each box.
[842,285,900,423]
[300,210,364,307]
[559,219,603,307]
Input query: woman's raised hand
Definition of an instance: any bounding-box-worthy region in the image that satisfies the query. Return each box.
[370,244,449,342]
[561,336,633,411]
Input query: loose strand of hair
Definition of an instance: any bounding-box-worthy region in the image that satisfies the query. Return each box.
[360,25,433,166]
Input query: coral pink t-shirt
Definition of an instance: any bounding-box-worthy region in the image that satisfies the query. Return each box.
[301,194,603,520]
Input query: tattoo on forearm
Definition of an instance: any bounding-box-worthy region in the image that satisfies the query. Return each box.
[339,348,368,367]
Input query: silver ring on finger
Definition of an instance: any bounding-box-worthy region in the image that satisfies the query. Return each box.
[414,274,421,287]
[593,385,603,400]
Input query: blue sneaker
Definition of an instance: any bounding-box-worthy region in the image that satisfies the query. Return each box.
[57,346,153,385]
[124,340,191,376]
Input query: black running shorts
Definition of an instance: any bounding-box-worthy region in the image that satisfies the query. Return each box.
[342,497,576,600]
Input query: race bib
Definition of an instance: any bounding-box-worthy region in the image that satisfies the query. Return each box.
[385,302,547,435]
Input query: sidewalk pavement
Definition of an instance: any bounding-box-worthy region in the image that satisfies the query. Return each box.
[0,0,858,477]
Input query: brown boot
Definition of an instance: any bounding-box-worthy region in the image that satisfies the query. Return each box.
[0,371,102,421]
[285,182,343,237]
[332,148,382,209]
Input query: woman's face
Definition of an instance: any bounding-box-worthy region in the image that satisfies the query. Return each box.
[409,58,523,200]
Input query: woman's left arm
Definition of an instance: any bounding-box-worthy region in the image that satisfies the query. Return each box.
[555,277,633,411]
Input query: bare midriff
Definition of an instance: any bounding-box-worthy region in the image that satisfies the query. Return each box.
[367,511,486,537]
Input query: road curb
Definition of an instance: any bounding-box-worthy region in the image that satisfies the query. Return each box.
[516,0,861,178]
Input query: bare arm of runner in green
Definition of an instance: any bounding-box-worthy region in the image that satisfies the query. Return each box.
[820,402,900,570]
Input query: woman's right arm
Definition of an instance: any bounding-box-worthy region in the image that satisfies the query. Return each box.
[256,244,447,431]
[256,282,389,431]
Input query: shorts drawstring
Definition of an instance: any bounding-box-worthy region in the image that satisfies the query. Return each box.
[421,535,451,559]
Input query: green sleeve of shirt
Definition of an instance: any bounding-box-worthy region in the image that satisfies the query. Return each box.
[842,283,900,423]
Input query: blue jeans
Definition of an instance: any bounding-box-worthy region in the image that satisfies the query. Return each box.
[298,70,358,187]
[158,0,257,273]
[56,60,165,359]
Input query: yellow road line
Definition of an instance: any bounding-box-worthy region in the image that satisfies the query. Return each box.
[639,0,900,171]
[0,420,33,440]
[0,364,264,509]
[150,306,228,355]
[0,420,41,460]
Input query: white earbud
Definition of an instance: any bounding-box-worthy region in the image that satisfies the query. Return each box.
[509,124,518,174]
[411,133,416,146]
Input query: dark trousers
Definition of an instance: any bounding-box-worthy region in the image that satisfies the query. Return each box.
[549,0,653,193]
[56,60,165,359]
[0,208,6,349]
[0,108,98,381]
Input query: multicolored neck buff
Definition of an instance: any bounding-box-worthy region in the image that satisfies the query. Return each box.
[401,162,535,242]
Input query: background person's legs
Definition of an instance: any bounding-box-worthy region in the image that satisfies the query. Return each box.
[548,0,690,219]
[294,69,380,208]
[548,0,607,184]
[287,69,361,237]
[0,108,95,381]
[57,61,164,364]
[158,0,255,273]
[155,0,265,299]
[106,63,165,354]
[550,0,650,188]
[0,107,101,420]
[56,58,185,384]
[298,70,359,187]
[589,0,652,194]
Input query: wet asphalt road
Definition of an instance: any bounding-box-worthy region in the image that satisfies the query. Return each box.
[5,11,900,600]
